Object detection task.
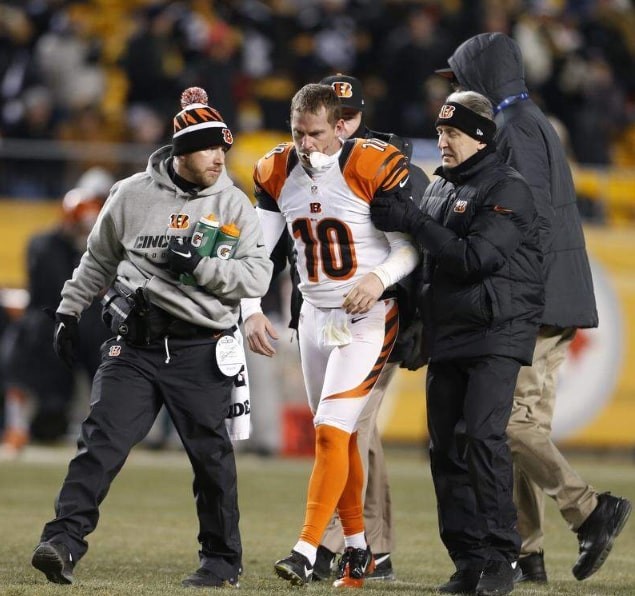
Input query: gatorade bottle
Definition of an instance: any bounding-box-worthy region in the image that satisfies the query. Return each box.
[192,214,219,256]
[181,214,219,286]
[212,223,240,260]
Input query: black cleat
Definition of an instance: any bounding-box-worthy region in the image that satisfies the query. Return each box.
[366,552,395,581]
[438,568,481,594]
[475,561,515,596]
[31,542,75,585]
[333,546,374,588]
[274,550,313,586]
[312,545,336,581]
[517,551,547,583]
[573,492,632,580]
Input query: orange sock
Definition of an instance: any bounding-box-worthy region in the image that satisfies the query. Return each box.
[2,387,30,451]
[300,424,351,546]
[336,431,365,537]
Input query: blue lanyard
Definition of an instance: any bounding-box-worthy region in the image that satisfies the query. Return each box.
[494,92,529,114]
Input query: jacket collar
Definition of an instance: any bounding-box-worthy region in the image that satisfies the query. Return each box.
[434,143,497,184]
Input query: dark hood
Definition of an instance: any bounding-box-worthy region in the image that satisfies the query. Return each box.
[447,32,528,105]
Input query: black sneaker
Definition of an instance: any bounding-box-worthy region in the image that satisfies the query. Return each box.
[312,545,336,581]
[31,541,75,585]
[366,552,395,581]
[274,550,313,586]
[573,492,632,580]
[517,551,547,583]
[333,546,374,588]
[475,561,515,596]
[438,568,481,594]
[181,565,239,588]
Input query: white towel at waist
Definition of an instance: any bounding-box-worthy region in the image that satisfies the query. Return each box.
[225,329,250,441]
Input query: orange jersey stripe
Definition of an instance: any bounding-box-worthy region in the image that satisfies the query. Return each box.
[342,138,409,205]
[253,142,295,202]
[324,302,399,400]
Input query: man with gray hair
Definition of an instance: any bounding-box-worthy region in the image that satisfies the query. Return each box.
[371,90,544,596]
[436,32,631,585]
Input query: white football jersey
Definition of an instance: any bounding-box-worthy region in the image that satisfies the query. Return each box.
[254,138,409,307]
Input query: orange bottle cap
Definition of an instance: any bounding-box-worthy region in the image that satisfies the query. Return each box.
[219,222,240,237]
[201,213,218,225]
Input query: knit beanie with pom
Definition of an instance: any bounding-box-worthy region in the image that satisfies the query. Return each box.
[171,87,234,156]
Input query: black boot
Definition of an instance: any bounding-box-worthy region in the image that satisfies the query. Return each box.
[518,551,547,583]
[32,542,75,585]
[475,560,515,596]
[181,566,239,588]
[438,568,482,594]
[573,492,632,580]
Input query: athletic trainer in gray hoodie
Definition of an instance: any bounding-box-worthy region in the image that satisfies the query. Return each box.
[31,87,272,589]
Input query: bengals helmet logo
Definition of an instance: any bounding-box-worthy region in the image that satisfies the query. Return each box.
[222,128,233,145]
[331,81,353,99]
[438,104,456,119]
[453,199,468,213]
[169,213,190,229]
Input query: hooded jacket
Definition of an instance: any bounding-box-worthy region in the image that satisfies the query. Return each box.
[447,32,598,329]
[58,145,273,330]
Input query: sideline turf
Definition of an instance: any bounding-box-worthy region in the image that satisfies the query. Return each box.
[1,446,633,595]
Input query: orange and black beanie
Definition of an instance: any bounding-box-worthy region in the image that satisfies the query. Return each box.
[172,87,234,156]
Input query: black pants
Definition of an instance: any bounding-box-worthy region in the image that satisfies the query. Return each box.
[3,304,108,440]
[427,355,521,570]
[40,334,241,579]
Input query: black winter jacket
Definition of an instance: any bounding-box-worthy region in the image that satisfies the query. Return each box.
[414,147,544,365]
[446,32,598,329]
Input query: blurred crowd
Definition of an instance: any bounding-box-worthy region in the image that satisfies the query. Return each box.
[0,0,634,199]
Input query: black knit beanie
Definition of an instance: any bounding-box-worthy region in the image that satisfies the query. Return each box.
[171,87,234,156]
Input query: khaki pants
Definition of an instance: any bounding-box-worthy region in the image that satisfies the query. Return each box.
[507,326,597,556]
[320,362,396,555]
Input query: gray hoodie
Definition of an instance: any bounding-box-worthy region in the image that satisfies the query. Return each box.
[58,145,273,330]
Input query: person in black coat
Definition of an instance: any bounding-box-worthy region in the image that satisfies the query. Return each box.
[437,32,631,585]
[1,188,110,454]
[371,90,543,596]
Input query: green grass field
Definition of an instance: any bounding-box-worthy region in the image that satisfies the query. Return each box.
[0,445,633,595]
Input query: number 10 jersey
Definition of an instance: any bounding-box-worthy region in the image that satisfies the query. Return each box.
[253,138,410,308]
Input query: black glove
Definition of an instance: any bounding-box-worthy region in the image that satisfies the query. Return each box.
[398,319,429,371]
[166,236,202,274]
[370,194,423,234]
[53,313,79,368]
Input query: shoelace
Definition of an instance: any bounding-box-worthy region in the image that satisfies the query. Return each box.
[338,548,368,578]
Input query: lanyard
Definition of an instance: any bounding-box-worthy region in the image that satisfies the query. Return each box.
[494,92,529,114]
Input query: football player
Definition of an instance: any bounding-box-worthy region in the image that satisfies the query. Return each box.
[241,83,418,588]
